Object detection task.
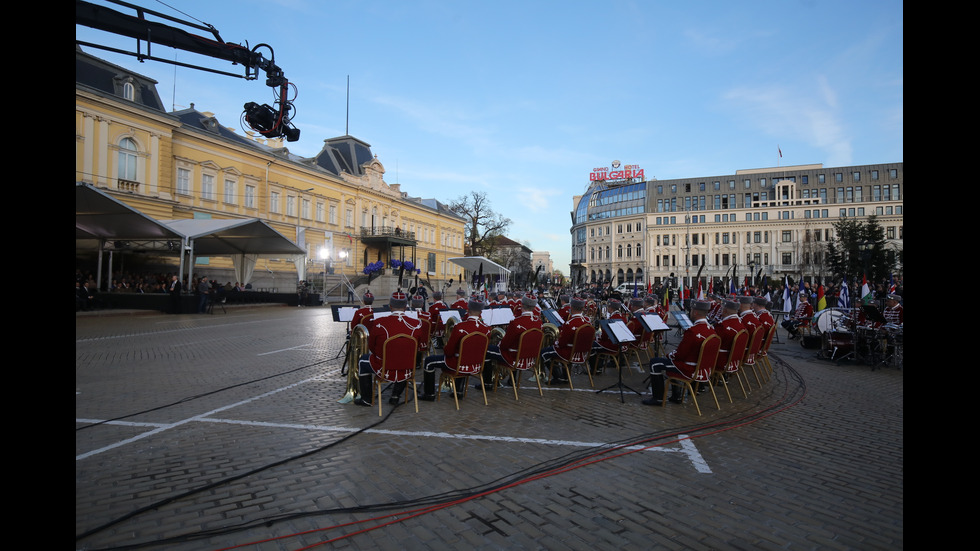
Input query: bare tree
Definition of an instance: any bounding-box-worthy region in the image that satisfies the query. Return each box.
[448,191,512,258]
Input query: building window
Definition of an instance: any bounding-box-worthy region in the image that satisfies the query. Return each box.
[118,137,138,182]
[302,199,311,219]
[201,173,215,201]
[782,231,792,242]
[176,167,190,196]
[782,252,792,265]
[287,196,296,217]
[345,209,353,228]
[852,171,861,182]
[328,204,336,224]
[245,185,256,208]
[224,179,236,204]
[122,81,135,101]
[270,191,280,214]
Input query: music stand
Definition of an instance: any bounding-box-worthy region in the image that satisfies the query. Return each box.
[861,305,889,369]
[541,309,564,327]
[332,305,357,361]
[596,319,641,402]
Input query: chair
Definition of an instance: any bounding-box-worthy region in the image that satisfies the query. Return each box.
[756,325,776,381]
[438,331,490,410]
[550,324,597,389]
[741,326,767,387]
[498,328,545,400]
[416,317,432,369]
[711,329,749,402]
[662,334,722,416]
[373,334,420,416]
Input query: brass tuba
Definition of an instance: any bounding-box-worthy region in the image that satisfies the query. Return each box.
[340,324,370,403]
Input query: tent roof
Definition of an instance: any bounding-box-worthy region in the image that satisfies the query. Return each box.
[448,256,511,275]
[161,219,306,256]
[76,183,182,241]
[76,183,304,256]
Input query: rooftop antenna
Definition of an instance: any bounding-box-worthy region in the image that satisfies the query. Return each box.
[346,75,350,135]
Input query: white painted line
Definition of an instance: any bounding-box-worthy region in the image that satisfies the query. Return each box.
[76,378,711,472]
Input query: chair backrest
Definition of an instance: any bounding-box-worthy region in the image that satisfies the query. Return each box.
[718,329,748,371]
[570,324,596,363]
[745,325,765,360]
[511,328,544,370]
[380,334,419,381]
[758,324,776,355]
[417,318,432,351]
[455,331,490,375]
[694,334,722,382]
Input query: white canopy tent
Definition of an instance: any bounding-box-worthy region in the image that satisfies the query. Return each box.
[76,183,306,288]
[448,256,511,293]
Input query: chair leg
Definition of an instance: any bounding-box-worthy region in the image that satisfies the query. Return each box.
[511,369,520,401]
[451,377,460,410]
[686,382,702,416]
[377,380,383,417]
[478,374,488,405]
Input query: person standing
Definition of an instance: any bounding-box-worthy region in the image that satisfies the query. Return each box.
[197,276,210,314]
[169,274,182,314]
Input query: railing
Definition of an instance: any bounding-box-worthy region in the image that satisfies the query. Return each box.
[359,226,416,240]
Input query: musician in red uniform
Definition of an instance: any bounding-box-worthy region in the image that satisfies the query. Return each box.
[557,294,572,323]
[752,296,775,336]
[450,288,468,310]
[428,291,449,345]
[541,297,590,384]
[420,297,491,400]
[782,292,813,339]
[591,299,627,374]
[883,294,903,326]
[487,296,543,385]
[738,296,760,336]
[354,292,426,407]
[643,300,715,406]
[714,300,744,371]
[350,291,375,330]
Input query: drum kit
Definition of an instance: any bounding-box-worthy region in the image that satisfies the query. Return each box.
[808,305,902,368]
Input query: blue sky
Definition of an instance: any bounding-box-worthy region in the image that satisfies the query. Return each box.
[77,0,903,271]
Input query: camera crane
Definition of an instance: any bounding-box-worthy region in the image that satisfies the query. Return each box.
[76,0,300,141]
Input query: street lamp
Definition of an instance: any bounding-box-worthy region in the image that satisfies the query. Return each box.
[318,246,332,304]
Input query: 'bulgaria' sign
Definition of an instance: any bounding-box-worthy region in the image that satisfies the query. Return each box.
[590,160,644,182]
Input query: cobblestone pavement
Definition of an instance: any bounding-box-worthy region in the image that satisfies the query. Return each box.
[76,305,903,550]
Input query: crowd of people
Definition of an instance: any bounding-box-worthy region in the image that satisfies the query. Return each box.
[74,267,252,312]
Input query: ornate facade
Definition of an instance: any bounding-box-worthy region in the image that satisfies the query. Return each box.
[75,48,466,293]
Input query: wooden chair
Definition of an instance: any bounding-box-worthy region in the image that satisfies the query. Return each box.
[437,331,490,410]
[373,334,419,416]
[662,334,722,416]
[550,324,597,389]
[711,329,749,402]
[498,328,545,400]
[415,317,432,369]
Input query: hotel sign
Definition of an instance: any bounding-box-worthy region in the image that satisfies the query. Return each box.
[590,160,644,182]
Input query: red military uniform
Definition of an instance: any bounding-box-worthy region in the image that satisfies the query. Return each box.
[365,310,425,372]
[714,313,745,369]
[596,309,627,352]
[350,305,374,329]
[553,311,590,361]
[884,303,903,326]
[442,314,491,370]
[668,318,715,378]
[428,298,449,337]
[498,309,543,365]
[739,308,760,336]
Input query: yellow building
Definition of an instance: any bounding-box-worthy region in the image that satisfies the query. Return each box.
[75,48,466,297]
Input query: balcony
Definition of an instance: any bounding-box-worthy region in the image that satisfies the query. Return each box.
[359,226,416,246]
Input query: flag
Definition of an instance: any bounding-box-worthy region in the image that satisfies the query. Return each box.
[816,285,826,311]
[729,277,736,295]
[840,276,850,309]
[697,279,704,300]
[778,145,782,158]
[861,275,873,305]
[889,274,896,294]
[782,275,791,313]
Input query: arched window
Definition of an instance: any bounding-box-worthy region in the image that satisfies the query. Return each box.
[118,138,138,182]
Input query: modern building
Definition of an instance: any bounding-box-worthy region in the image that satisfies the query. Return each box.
[75,47,466,296]
[569,161,903,290]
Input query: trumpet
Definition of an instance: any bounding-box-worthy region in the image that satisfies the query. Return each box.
[339,324,369,403]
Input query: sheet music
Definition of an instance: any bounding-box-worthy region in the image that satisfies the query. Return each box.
[674,313,693,331]
[372,311,418,319]
[602,319,636,343]
[639,313,669,331]
[440,310,462,324]
[542,309,564,326]
[482,308,515,326]
[337,306,356,322]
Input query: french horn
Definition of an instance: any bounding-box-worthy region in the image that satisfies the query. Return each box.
[339,324,369,403]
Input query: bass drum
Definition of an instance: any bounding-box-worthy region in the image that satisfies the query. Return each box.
[812,308,848,334]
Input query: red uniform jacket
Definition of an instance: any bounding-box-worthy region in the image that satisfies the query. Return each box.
[714,314,745,369]
[499,311,542,364]
[443,315,491,369]
[669,318,714,378]
[366,312,425,373]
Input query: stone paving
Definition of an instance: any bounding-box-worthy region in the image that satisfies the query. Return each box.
[76,305,903,550]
